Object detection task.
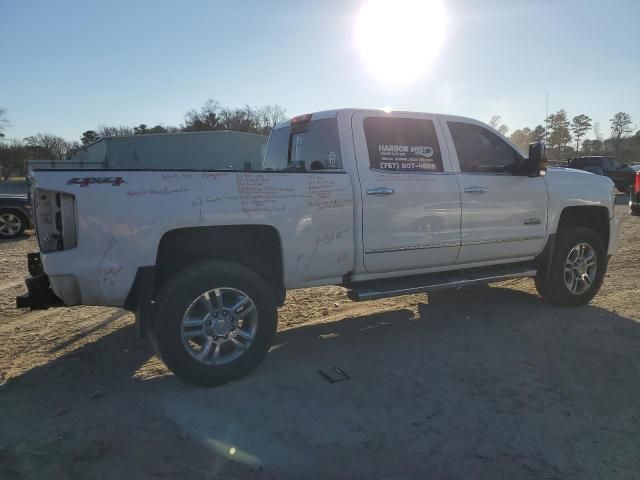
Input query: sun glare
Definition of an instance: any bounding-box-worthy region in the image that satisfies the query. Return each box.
[355,0,447,86]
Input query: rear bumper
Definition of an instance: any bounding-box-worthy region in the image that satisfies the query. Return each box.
[15,253,63,310]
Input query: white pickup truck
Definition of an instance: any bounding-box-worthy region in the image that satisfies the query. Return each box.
[18,109,621,386]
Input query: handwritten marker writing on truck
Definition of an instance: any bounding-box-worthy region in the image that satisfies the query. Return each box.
[17,109,620,387]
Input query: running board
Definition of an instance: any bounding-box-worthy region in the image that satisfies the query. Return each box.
[347,263,537,302]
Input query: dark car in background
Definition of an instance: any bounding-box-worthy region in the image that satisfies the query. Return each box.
[567,156,637,192]
[0,194,32,239]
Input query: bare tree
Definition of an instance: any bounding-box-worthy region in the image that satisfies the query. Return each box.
[97,125,134,137]
[0,107,8,138]
[489,115,501,129]
[183,99,285,135]
[23,133,71,160]
[592,121,603,143]
[65,141,83,159]
[219,105,259,132]
[610,112,633,156]
[256,105,287,134]
[183,99,223,132]
[610,112,633,140]
[0,140,27,179]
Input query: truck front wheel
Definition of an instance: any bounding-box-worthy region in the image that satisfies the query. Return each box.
[151,260,278,387]
[534,226,606,306]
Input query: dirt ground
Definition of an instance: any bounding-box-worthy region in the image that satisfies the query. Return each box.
[1,199,639,480]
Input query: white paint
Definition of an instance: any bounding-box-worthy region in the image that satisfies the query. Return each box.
[31,109,620,308]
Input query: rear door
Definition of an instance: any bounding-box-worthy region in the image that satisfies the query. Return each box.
[441,117,548,264]
[352,112,461,274]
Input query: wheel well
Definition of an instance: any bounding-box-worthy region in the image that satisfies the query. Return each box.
[557,206,609,250]
[0,207,26,218]
[155,225,285,305]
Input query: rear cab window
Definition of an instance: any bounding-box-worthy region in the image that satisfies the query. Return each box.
[263,117,342,172]
[363,117,443,173]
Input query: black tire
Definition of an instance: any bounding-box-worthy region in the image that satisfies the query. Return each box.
[151,260,278,387]
[0,209,27,239]
[534,226,606,307]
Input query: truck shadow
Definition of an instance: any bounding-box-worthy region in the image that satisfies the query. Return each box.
[2,285,640,479]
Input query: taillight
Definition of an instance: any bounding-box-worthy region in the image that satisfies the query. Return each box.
[34,189,77,252]
[635,172,640,194]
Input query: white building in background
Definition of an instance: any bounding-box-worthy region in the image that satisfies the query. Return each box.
[68,130,268,171]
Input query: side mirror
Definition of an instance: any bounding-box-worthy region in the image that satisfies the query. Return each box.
[527,142,547,177]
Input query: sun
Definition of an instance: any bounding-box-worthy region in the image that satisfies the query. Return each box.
[355,0,447,86]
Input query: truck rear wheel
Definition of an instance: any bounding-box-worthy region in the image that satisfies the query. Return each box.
[151,260,278,387]
[534,226,606,306]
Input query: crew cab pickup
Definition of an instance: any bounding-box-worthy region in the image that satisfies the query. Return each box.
[567,156,636,193]
[17,109,621,386]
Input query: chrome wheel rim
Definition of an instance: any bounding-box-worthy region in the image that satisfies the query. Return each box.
[564,242,597,295]
[181,287,258,365]
[0,213,22,237]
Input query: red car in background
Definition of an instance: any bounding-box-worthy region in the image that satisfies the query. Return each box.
[630,165,640,215]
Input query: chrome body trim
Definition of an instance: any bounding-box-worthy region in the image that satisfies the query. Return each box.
[365,235,545,254]
[365,242,460,254]
[460,235,545,247]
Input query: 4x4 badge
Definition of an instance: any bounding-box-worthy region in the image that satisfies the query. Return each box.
[67,177,125,187]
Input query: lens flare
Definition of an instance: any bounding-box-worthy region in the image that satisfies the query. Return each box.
[355,0,447,86]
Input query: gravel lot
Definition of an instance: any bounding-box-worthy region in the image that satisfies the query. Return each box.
[1,200,639,479]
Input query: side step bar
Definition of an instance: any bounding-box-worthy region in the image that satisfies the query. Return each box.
[347,264,537,302]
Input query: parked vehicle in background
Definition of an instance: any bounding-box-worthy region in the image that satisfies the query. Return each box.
[0,194,32,239]
[629,167,640,215]
[567,156,636,192]
[17,109,621,386]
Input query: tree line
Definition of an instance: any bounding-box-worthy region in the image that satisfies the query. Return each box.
[0,100,286,179]
[1,102,639,180]
[494,110,638,162]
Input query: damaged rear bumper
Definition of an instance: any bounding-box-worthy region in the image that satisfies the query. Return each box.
[15,253,64,310]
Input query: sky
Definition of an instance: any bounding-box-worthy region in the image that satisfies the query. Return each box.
[1,0,639,141]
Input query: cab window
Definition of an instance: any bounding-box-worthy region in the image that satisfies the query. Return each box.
[363,117,443,173]
[262,118,342,172]
[448,121,524,174]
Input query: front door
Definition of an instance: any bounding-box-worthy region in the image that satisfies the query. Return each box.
[352,112,461,274]
[441,117,548,264]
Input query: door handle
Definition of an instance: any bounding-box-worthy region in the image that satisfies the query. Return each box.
[366,187,394,196]
[464,186,488,194]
